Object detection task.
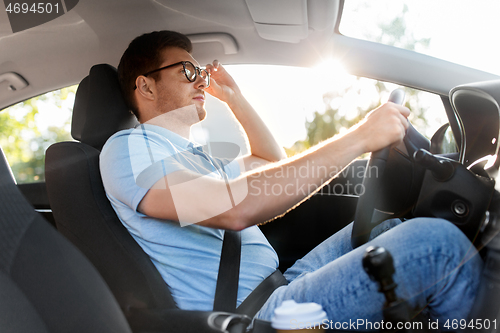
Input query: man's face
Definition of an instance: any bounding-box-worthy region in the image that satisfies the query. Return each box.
[153,47,207,123]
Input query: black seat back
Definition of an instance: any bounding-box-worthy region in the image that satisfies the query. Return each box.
[45,64,177,317]
[0,146,132,333]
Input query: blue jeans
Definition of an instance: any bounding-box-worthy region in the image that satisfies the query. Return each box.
[255,218,482,330]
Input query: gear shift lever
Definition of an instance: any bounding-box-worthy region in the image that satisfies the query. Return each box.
[363,246,412,331]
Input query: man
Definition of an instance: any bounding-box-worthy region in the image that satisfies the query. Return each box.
[100,31,481,326]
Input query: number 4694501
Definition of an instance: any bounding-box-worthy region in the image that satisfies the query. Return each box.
[6,2,60,14]
[444,319,497,330]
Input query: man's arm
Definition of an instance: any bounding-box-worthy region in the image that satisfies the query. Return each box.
[228,94,287,164]
[204,61,286,170]
[138,101,410,231]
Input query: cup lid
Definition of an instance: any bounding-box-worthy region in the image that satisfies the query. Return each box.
[271,300,328,330]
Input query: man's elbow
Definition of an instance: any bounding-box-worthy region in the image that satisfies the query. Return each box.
[215,205,254,231]
[266,150,287,163]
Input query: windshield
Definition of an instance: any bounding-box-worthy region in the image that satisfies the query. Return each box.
[203,65,451,157]
[340,0,500,76]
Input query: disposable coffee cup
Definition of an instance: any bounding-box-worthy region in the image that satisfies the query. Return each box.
[271,300,327,332]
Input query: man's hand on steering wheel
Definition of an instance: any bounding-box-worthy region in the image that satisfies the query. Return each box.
[355,102,411,155]
[351,91,412,249]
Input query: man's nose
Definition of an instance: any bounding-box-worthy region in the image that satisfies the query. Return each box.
[194,73,207,89]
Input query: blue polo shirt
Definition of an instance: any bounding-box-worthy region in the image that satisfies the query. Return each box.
[100,124,279,311]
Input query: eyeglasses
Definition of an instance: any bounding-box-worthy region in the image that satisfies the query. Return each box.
[134,61,210,89]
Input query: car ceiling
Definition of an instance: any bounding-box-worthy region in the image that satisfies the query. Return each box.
[0,0,498,110]
[0,0,339,109]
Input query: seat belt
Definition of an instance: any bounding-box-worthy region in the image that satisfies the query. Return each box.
[191,146,242,312]
[213,229,288,316]
[205,147,287,315]
[236,269,288,317]
[213,230,241,312]
[209,154,287,314]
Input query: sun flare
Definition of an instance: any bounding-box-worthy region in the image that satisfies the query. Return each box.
[312,59,353,91]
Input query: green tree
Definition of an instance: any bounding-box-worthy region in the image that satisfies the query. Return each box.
[0,86,77,183]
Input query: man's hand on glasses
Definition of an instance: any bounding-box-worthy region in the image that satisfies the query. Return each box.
[204,60,242,105]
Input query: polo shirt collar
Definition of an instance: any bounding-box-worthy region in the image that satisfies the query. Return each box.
[137,123,203,150]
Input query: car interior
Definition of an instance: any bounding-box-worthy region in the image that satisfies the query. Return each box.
[2,0,500,332]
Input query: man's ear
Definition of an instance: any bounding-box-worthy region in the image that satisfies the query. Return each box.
[135,75,156,101]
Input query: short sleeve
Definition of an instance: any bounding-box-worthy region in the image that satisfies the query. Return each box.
[101,127,190,212]
[128,126,190,188]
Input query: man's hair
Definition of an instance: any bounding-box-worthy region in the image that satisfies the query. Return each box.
[117,31,192,118]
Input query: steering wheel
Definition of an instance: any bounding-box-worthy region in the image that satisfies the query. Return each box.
[351,90,407,248]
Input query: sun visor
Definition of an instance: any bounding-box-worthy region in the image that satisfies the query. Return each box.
[450,80,500,174]
[245,0,308,43]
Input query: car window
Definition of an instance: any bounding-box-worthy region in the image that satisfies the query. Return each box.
[340,0,500,76]
[203,65,455,157]
[0,86,77,183]
[0,68,455,185]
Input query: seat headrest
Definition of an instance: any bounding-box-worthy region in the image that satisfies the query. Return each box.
[71,64,139,150]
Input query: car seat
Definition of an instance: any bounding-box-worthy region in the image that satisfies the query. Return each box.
[0,146,132,333]
[44,64,253,333]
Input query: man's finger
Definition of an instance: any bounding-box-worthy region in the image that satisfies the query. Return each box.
[205,63,215,74]
[398,113,410,130]
[395,104,411,118]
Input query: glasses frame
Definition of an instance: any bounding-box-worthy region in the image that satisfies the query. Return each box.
[134,61,210,89]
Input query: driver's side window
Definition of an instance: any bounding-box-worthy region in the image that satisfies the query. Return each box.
[282,80,457,157]
[204,65,456,158]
